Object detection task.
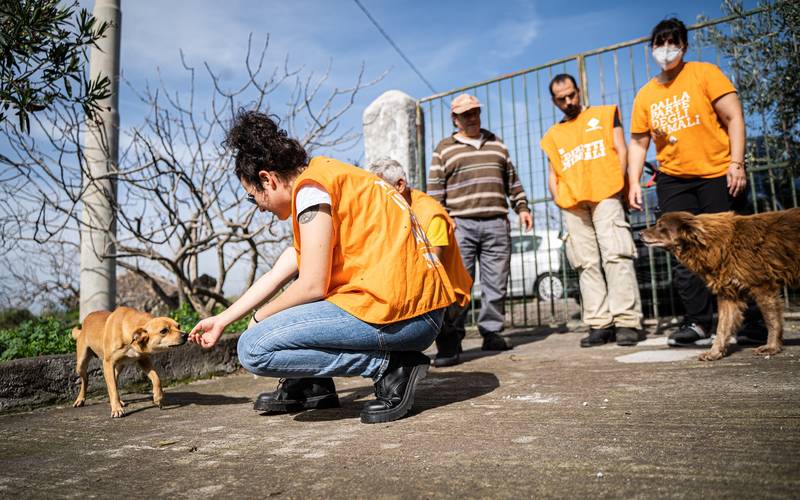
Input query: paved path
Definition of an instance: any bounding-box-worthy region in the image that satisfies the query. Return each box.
[2,325,799,498]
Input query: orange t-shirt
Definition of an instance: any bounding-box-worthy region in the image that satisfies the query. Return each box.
[291,157,455,324]
[540,105,624,209]
[410,190,473,308]
[631,61,736,178]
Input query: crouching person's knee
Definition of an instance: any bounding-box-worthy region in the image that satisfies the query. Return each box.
[237,327,274,375]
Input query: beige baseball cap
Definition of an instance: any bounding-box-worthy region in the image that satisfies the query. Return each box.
[450,93,481,114]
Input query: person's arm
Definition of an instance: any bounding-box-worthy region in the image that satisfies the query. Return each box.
[611,109,628,178]
[188,246,299,347]
[547,161,558,200]
[189,205,333,348]
[428,148,447,206]
[713,92,747,197]
[504,154,533,231]
[627,132,651,211]
[252,204,333,322]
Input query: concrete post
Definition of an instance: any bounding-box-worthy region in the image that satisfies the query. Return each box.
[363,90,421,188]
[79,0,121,321]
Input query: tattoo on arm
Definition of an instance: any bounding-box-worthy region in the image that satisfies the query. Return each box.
[298,205,321,224]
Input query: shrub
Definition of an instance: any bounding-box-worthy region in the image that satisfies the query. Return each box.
[0,317,75,361]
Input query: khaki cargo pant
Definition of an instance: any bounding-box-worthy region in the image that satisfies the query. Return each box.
[563,197,642,329]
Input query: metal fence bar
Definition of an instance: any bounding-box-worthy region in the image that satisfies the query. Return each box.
[415,6,795,329]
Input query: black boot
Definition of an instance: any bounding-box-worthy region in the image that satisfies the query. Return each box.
[253,377,339,412]
[360,352,430,424]
[580,327,615,348]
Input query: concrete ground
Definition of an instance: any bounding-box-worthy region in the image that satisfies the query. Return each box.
[1,324,799,499]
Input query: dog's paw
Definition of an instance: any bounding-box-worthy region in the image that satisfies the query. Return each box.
[154,398,163,409]
[110,408,126,418]
[754,345,782,356]
[73,398,85,408]
[699,350,724,361]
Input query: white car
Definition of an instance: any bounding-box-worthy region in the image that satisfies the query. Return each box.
[473,230,571,301]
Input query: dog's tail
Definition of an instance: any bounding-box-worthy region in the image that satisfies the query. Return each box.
[71,327,82,340]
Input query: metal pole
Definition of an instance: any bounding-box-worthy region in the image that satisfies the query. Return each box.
[80,0,121,321]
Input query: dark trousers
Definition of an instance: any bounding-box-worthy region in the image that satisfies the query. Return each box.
[656,173,763,330]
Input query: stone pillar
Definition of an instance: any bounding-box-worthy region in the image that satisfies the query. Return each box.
[80,0,121,321]
[363,90,423,189]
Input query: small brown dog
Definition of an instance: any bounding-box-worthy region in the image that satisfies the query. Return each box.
[641,208,800,361]
[72,306,188,417]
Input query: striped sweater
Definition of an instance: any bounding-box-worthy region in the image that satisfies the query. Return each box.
[428,129,530,219]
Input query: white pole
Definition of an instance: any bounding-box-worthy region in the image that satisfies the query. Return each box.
[79,0,121,321]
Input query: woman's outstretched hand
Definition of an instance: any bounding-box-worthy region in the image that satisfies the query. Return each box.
[189,315,227,349]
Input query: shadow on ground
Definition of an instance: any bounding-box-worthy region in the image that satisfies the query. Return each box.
[457,325,569,364]
[292,371,500,422]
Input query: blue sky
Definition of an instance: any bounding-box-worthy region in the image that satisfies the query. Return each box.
[111,0,758,161]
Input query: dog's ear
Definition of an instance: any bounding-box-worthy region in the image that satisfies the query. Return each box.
[664,212,706,247]
[132,328,149,346]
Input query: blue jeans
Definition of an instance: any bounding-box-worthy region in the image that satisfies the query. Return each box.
[238,301,444,381]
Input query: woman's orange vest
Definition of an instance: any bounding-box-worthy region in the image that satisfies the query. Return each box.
[291,157,455,324]
[410,190,472,308]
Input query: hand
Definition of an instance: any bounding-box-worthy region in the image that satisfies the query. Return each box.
[519,211,533,231]
[726,161,747,197]
[188,315,227,349]
[628,183,643,211]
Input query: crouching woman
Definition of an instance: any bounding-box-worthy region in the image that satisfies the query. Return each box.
[189,110,454,424]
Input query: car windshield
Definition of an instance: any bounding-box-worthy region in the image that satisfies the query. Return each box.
[511,235,542,253]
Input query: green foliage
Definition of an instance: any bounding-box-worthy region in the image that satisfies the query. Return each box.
[700,1,800,157]
[0,316,75,361]
[0,0,111,132]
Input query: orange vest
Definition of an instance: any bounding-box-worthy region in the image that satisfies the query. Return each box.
[291,157,455,324]
[410,190,473,308]
[540,105,624,209]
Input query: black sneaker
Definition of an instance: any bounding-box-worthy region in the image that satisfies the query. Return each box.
[736,320,768,346]
[253,377,340,412]
[580,327,615,348]
[361,351,429,424]
[615,327,641,347]
[481,332,513,351]
[668,323,712,347]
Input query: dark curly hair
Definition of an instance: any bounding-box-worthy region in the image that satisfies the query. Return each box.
[650,18,688,48]
[225,110,309,188]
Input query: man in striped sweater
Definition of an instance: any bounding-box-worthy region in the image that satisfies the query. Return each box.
[428,93,533,352]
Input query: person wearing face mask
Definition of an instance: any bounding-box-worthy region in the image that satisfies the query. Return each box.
[428,94,533,353]
[540,74,643,347]
[628,18,766,348]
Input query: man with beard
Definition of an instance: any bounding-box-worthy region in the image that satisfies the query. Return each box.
[540,74,643,348]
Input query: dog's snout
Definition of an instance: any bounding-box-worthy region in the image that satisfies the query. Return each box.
[180,331,189,343]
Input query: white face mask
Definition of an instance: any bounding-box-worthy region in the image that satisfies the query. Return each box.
[652,45,683,71]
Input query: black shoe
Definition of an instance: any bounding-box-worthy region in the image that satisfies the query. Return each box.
[736,320,768,346]
[253,377,340,412]
[481,332,513,351]
[615,327,641,347]
[433,352,461,367]
[580,327,615,348]
[361,352,429,424]
[668,322,712,347]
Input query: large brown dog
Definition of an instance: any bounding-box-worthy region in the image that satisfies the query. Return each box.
[72,306,188,417]
[641,208,800,361]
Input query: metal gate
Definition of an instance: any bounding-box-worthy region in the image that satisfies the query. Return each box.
[416,6,798,327]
